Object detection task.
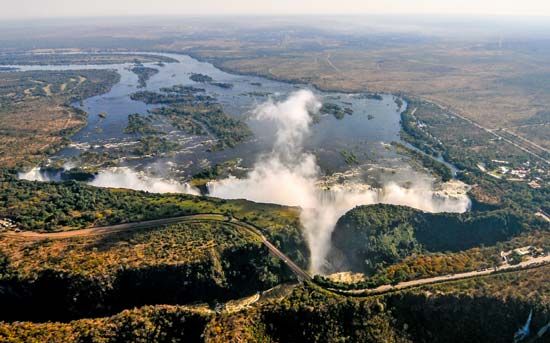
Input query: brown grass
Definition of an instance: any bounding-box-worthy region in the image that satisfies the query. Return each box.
[0,221,255,278]
[0,70,119,167]
[0,99,84,167]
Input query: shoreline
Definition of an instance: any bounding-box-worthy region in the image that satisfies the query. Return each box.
[10,50,456,188]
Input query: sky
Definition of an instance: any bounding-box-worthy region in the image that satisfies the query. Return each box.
[2,0,550,20]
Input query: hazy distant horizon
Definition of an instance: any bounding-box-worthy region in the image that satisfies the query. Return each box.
[2,13,550,42]
[2,0,550,20]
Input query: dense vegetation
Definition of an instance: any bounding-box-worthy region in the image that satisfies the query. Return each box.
[211,82,234,89]
[0,170,309,287]
[130,84,252,148]
[0,168,307,261]
[123,113,181,157]
[190,159,246,192]
[320,102,353,120]
[130,66,159,88]
[153,105,251,149]
[205,275,549,343]
[330,204,528,275]
[460,168,550,213]
[392,142,453,181]
[190,73,214,83]
[321,221,550,289]
[0,53,177,65]
[340,149,359,165]
[188,73,233,88]
[1,264,548,341]
[124,113,159,135]
[130,85,213,105]
[133,136,180,156]
[357,93,384,101]
[0,305,210,342]
[0,221,296,321]
[400,97,549,212]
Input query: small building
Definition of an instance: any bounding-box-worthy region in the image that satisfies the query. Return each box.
[0,218,17,230]
[499,166,510,174]
[514,246,533,256]
[528,180,541,189]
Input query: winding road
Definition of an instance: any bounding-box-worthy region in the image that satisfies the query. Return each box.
[1,214,312,281]
[332,254,550,296]
[3,214,548,293]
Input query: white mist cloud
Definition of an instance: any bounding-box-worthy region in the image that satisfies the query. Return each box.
[209,89,470,274]
[19,166,200,195]
[18,167,51,182]
[255,89,320,159]
[19,89,470,274]
[89,167,200,194]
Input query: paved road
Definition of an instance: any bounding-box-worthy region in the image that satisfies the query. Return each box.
[422,99,550,165]
[500,128,549,155]
[3,214,546,292]
[1,214,313,281]
[334,254,550,296]
[233,219,312,281]
[536,211,550,223]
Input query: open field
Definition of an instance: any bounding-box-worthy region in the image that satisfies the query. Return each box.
[0,69,120,167]
[169,34,550,155]
[0,52,177,65]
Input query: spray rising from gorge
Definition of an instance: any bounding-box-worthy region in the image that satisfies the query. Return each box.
[17,89,470,274]
[18,167,200,195]
[208,90,470,273]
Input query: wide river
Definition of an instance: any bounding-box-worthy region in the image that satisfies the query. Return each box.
[5,53,412,181]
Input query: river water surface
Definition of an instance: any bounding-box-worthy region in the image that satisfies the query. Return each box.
[4,53,413,181]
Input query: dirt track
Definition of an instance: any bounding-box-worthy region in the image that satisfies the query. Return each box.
[1,213,313,281]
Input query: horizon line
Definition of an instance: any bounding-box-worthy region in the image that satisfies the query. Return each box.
[2,12,550,22]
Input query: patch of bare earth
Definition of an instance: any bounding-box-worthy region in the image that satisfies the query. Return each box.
[0,99,84,167]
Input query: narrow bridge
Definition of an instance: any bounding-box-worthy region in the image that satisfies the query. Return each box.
[5,214,548,292]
